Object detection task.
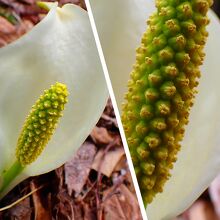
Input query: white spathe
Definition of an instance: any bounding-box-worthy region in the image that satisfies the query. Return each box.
[89,0,220,220]
[0,3,108,198]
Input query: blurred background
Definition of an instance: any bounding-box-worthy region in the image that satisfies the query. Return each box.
[213,0,220,17]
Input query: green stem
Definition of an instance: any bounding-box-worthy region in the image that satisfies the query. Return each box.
[0,160,24,194]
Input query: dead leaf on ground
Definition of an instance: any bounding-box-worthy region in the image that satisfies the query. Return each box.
[114,155,127,172]
[20,0,35,4]
[54,189,75,220]
[187,200,220,220]
[16,19,34,35]
[90,126,115,145]
[55,166,64,190]
[103,98,115,118]
[92,147,125,177]
[0,38,7,47]
[6,197,32,220]
[1,1,40,16]
[210,173,220,218]
[83,203,96,220]
[103,184,142,220]
[124,169,136,194]
[0,16,16,34]
[65,142,97,195]
[99,113,118,129]
[30,181,52,220]
[0,18,34,47]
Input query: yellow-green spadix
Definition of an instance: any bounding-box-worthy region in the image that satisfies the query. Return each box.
[0,82,68,194]
[122,0,212,205]
[16,82,68,166]
[0,2,108,199]
[89,0,220,219]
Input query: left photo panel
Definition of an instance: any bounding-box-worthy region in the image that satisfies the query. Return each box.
[0,2,143,219]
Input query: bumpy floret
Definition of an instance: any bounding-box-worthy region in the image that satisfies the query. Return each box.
[122,0,212,205]
[16,82,68,166]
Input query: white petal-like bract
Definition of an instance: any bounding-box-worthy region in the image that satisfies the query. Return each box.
[0,3,108,198]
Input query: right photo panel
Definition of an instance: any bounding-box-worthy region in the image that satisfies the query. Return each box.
[87,1,220,219]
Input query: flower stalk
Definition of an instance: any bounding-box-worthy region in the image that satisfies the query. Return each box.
[0,161,24,194]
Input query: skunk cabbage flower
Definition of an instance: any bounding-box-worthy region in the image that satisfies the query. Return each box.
[89,0,220,219]
[0,2,108,199]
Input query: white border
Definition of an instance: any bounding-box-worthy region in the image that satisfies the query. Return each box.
[85,1,148,219]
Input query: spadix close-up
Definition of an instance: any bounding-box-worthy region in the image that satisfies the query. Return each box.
[88,0,220,219]
[0,1,109,200]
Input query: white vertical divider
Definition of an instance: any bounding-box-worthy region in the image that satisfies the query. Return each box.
[85,1,149,219]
